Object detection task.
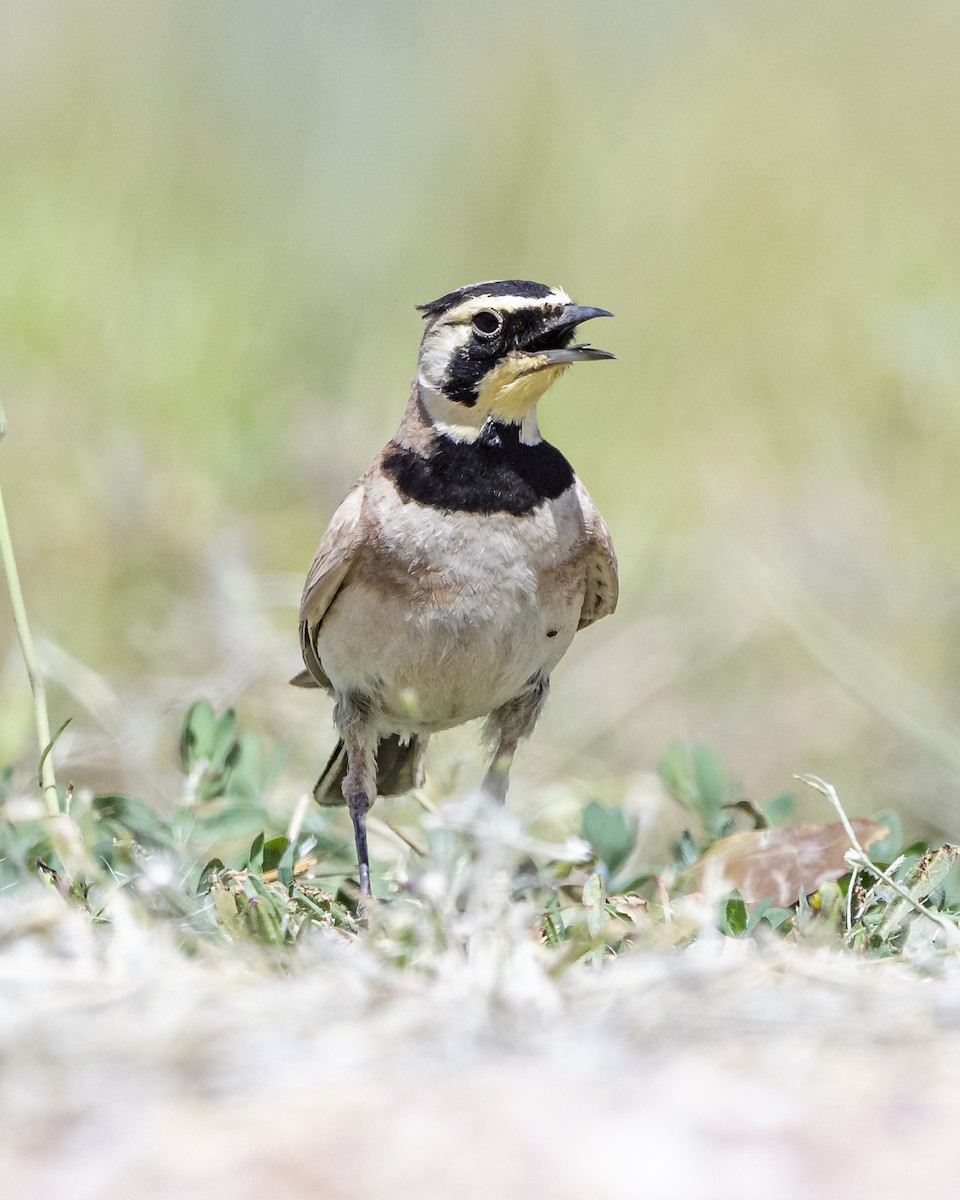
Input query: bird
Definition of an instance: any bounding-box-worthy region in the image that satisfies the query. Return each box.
[292,279,618,896]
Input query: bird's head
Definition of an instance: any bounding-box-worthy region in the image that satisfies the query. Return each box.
[415,280,613,442]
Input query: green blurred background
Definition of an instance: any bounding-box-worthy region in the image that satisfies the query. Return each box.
[3,0,960,835]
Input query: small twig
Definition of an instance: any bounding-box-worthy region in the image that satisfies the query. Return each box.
[654,874,672,922]
[0,404,60,816]
[285,791,312,843]
[371,816,427,857]
[845,862,857,936]
[261,854,319,884]
[35,857,70,899]
[796,774,960,947]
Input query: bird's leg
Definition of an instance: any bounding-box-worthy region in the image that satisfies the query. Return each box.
[481,737,518,804]
[481,675,550,803]
[409,733,429,790]
[343,741,376,896]
[335,693,378,897]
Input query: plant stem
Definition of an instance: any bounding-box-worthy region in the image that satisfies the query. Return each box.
[0,404,60,816]
[796,773,960,947]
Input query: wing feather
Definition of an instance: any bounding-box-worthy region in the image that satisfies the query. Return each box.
[296,482,366,687]
[575,478,619,630]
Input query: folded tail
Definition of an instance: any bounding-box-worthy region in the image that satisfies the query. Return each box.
[313,734,427,806]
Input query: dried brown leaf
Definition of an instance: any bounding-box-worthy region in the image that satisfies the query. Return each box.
[691,820,889,908]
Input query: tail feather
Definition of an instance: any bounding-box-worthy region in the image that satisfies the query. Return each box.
[290,669,321,689]
[313,738,349,806]
[312,735,426,806]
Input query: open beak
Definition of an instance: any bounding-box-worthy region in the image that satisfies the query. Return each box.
[532,304,615,365]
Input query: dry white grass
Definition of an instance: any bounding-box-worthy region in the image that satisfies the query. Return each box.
[4,868,960,1199]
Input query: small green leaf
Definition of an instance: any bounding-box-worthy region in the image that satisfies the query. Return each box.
[582,871,606,939]
[191,806,269,843]
[673,828,701,869]
[745,896,771,933]
[721,894,748,936]
[197,858,226,894]
[179,699,216,772]
[541,909,565,947]
[261,835,289,875]
[277,840,297,890]
[222,734,260,799]
[210,709,239,765]
[540,892,567,946]
[867,810,903,863]
[658,742,690,800]
[246,832,265,874]
[692,744,725,809]
[759,906,794,932]
[93,793,174,848]
[660,742,731,844]
[197,770,230,804]
[581,801,634,876]
[222,736,243,774]
[764,791,796,826]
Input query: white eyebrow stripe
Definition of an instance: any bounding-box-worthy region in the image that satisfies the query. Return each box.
[440,289,572,323]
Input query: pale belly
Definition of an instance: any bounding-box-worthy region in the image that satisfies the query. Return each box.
[317,583,579,731]
[315,501,587,733]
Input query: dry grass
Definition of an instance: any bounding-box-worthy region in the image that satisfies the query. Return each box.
[4,879,960,1198]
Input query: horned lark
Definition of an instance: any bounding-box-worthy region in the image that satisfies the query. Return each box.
[293,279,618,895]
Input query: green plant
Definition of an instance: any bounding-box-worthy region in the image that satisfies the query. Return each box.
[0,403,61,817]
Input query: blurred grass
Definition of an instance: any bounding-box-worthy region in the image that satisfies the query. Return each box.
[3,1,960,830]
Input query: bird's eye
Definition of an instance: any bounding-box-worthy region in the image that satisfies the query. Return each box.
[471,310,502,337]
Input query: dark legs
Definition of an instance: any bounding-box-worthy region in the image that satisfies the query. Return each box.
[349,802,372,896]
[334,675,549,894]
[335,694,378,898]
[481,676,549,803]
[480,737,518,803]
[344,748,375,897]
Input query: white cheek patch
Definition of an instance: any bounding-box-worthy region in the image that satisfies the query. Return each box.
[418,322,471,392]
[419,386,487,442]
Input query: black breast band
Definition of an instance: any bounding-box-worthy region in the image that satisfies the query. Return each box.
[382,422,575,516]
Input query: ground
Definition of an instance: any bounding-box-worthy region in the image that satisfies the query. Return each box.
[3,861,960,1199]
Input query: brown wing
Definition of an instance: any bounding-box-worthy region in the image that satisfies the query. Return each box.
[575,478,619,630]
[295,481,366,688]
